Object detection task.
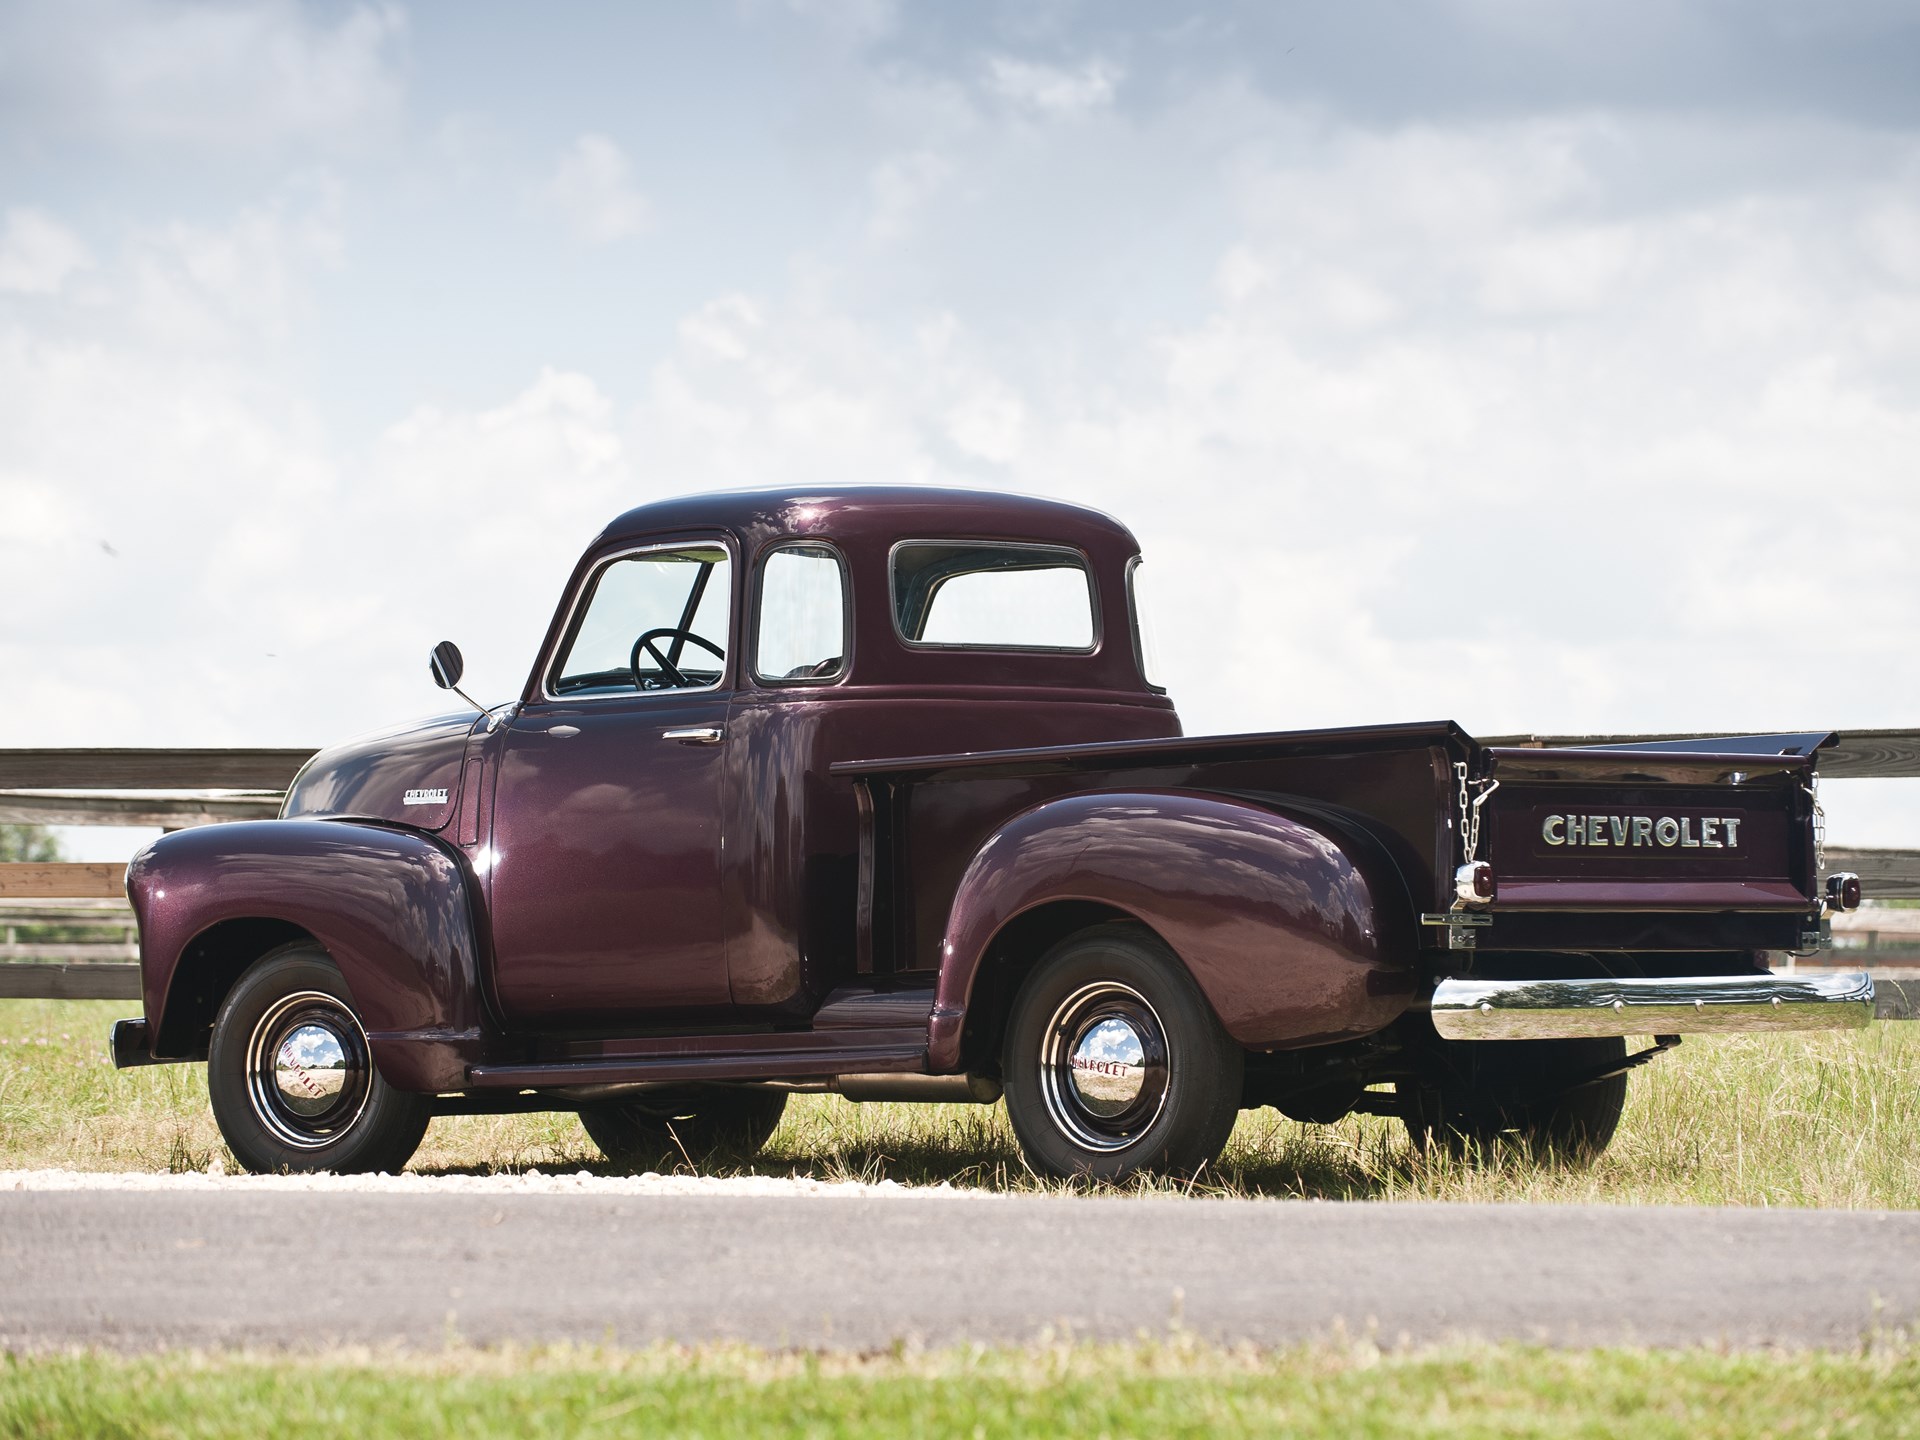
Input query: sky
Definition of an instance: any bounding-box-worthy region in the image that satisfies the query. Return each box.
[1,0,1917,857]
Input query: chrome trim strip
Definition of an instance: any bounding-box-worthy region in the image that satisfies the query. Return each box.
[1431,970,1874,1040]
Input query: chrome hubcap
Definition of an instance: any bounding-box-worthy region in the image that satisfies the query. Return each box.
[1040,982,1170,1153]
[1068,1017,1148,1115]
[273,1024,350,1116]
[245,992,371,1151]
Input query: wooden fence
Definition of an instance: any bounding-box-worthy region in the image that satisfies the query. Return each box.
[3,738,1917,1009]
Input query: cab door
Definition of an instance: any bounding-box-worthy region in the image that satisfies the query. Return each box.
[487,537,737,1027]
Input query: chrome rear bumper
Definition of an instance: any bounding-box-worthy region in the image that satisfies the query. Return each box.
[1430,970,1874,1041]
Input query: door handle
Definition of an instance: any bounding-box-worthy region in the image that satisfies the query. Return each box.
[545,725,581,738]
[662,725,724,745]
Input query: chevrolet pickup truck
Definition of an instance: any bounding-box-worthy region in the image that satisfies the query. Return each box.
[112,486,1874,1179]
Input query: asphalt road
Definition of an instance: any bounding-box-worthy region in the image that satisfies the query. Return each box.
[4,1190,1916,1352]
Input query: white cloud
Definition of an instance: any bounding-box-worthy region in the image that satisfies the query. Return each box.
[124,182,345,347]
[985,56,1122,117]
[0,341,632,746]
[542,133,652,244]
[781,0,897,43]
[0,209,92,295]
[866,150,952,244]
[0,0,406,152]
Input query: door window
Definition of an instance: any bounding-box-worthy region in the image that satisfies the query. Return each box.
[550,544,732,695]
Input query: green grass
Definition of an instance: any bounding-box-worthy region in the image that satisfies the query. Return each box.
[3,1339,1918,1439]
[5,1000,1920,1205]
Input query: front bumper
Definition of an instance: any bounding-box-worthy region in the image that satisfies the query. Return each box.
[1430,970,1874,1041]
[109,1017,164,1068]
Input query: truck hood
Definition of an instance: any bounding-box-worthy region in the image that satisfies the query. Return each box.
[280,709,483,833]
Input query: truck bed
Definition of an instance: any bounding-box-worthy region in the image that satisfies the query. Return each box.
[835,721,1830,973]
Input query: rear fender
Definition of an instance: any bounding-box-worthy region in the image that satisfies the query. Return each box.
[125,819,485,1091]
[928,791,1414,1070]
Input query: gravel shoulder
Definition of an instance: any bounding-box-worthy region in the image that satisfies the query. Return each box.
[0,1166,988,1198]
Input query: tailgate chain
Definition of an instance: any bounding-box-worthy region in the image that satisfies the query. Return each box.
[1804,773,1826,875]
[1453,761,1500,867]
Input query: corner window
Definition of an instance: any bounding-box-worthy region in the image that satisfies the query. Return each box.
[1127,556,1166,691]
[754,543,849,683]
[549,543,732,696]
[891,541,1096,652]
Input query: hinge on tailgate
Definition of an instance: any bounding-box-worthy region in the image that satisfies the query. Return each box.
[1795,917,1832,955]
[1421,911,1492,951]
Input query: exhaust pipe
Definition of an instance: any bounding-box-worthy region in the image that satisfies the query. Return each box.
[832,1073,1002,1103]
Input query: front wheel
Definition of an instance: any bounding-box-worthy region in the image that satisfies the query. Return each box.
[1002,923,1243,1181]
[207,945,431,1174]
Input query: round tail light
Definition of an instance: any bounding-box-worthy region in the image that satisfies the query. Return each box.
[1455,861,1496,905]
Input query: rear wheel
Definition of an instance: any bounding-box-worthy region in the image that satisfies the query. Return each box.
[1400,1036,1628,1163]
[1001,923,1243,1181]
[207,945,431,1175]
[578,1086,788,1169]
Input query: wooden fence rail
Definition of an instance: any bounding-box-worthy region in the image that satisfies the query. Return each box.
[1823,848,1920,899]
[1483,728,1920,780]
[0,748,317,790]
[0,746,313,829]
[1,733,1914,792]
[0,730,1916,831]
[0,863,128,899]
[0,964,141,1000]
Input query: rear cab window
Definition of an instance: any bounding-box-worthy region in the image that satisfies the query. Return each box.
[890,541,1096,651]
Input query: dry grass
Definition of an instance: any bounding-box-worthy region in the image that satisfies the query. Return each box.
[5,999,1919,1205]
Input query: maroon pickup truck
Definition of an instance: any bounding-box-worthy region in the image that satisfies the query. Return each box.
[113,486,1873,1179]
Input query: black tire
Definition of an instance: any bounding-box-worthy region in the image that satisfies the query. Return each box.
[1001,923,1243,1181]
[1400,1037,1628,1163]
[207,945,431,1175]
[578,1086,788,1169]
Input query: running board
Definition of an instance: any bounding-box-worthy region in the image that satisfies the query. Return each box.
[466,1035,928,1089]
[1431,970,1873,1041]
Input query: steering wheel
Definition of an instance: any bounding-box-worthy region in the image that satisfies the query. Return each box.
[629,628,725,689]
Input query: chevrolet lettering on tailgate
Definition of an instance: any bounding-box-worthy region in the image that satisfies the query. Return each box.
[1541,814,1744,849]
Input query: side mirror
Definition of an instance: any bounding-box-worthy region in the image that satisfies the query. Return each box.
[429,640,465,690]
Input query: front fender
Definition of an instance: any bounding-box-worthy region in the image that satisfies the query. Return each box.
[929,791,1414,1069]
[126,818,485,1091]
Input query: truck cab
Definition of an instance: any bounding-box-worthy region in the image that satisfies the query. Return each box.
[456,488,1177,1030]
